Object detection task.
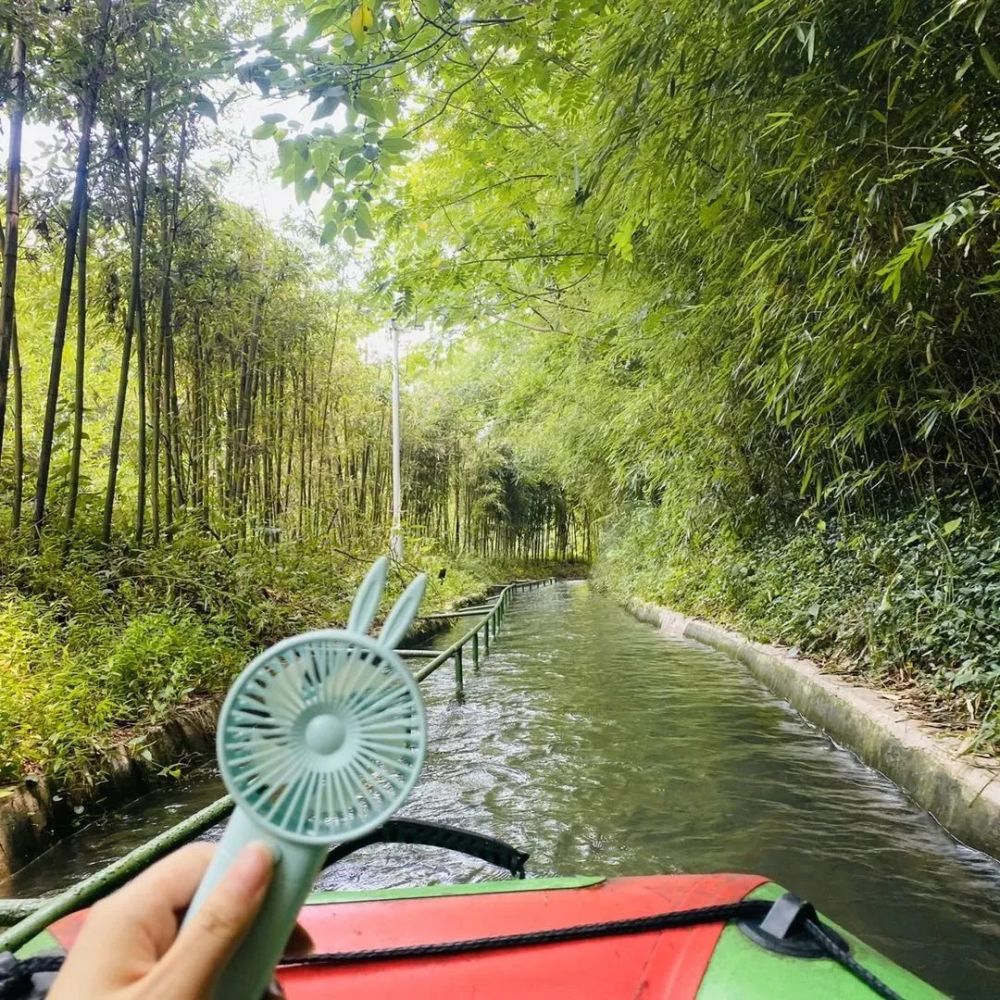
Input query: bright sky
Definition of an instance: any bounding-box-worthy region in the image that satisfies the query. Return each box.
[2,75,315,228]
[195,84,314,225]
[0,33,439,361]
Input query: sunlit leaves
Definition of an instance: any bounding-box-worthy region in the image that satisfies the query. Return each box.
[354,199,374,238]
[980,47,1000,79]
[303,4,342,45]
[380,134,413,154]
[238,0,1000,548]
[344,155,367,180]
[348,3,375,44]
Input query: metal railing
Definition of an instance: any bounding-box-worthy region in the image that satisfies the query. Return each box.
[403,577,554,690]
[0,576,556,949]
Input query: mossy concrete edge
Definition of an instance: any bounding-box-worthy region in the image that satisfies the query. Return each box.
[0,698,221,883]
[626,598,1000,861]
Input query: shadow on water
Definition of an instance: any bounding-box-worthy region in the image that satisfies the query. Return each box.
[5,582,999,996]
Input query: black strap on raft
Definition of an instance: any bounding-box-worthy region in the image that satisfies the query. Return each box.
[322,819,530,879]
[0,953,61,1000]
[0,895,905,1000]
[279,894,906,1000]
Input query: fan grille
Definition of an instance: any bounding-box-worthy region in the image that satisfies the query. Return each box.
[218,632,426,844]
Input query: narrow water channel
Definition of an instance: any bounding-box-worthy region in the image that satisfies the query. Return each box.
[5,582,999,996]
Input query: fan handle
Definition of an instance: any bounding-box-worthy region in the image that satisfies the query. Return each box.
[185,808,326,1000]
[181,561,428,998]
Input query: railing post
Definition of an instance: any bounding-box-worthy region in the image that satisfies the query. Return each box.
[454,646,464,689]
[472,629,479,668]
[484,620,490,653]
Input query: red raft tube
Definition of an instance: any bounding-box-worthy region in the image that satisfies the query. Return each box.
[29,868,943,998]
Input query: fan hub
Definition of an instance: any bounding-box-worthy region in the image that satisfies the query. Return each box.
[304,714,347,755]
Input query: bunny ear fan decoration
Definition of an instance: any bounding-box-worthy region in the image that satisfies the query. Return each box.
[183,560,429,1000]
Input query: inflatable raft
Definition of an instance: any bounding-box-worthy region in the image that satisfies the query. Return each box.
[25,870,941,998]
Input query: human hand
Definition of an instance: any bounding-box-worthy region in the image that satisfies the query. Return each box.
[49,841,313,1000]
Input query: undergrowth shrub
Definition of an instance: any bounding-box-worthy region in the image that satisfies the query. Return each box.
[0,527,560,784]
[595,495,1000,750]
[0,594,87,780]
[102,610,240,724]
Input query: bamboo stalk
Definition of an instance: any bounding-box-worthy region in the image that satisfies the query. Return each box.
[0,796,234,953]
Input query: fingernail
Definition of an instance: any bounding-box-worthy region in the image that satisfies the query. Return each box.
[229,841,276,898]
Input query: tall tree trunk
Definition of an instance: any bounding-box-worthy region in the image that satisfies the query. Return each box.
[238,352,259,526]
[102,74,153,544]
[151,297,163,542]
[166,319,184,511]
[135,291,148,542]
[0,32,26,465]
[225,345,237,511]
[155,117,187,540]
[10,317,23,530]
[275,364,286,521]
[305,367,316,531]
[64,193,90,542]
[298,368,307,538]
[33,0,113,544]
[191,311,207,527]
[232,301,261,527]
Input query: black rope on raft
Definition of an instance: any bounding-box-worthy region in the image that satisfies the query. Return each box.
[280,899,905,1000]
[0,953,63,1000]
[0,899,907,1000]
[804,918,905,1000]
[283,899,769,965]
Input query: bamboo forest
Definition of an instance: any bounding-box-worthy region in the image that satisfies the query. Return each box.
[0,1,998,742]
[2,2,1000,997]
[1,0,999,775]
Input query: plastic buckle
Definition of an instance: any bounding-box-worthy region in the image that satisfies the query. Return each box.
[738,892,850,959]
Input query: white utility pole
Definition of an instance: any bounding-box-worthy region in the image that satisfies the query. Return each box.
[389,317,403,561]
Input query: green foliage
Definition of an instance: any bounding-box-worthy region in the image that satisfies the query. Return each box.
[103,610,238,722]
[319,0,995,522]
[0,0,576,789]
[246,0,558,238]
[8,0,1000,772]
[400,350,586,562]
[320,0,1000,745]
[596,495,1000,749]
[0,525,529,784]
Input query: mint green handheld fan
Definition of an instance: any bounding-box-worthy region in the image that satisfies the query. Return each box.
[185,557,427,1000]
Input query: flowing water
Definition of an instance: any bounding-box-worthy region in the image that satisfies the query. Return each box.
[4,582,999,996]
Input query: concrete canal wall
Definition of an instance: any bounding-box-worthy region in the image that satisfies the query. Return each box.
[0,699,219,882]
[626,599,1000,861]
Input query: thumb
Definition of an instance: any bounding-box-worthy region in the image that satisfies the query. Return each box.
[146,841,276,998]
